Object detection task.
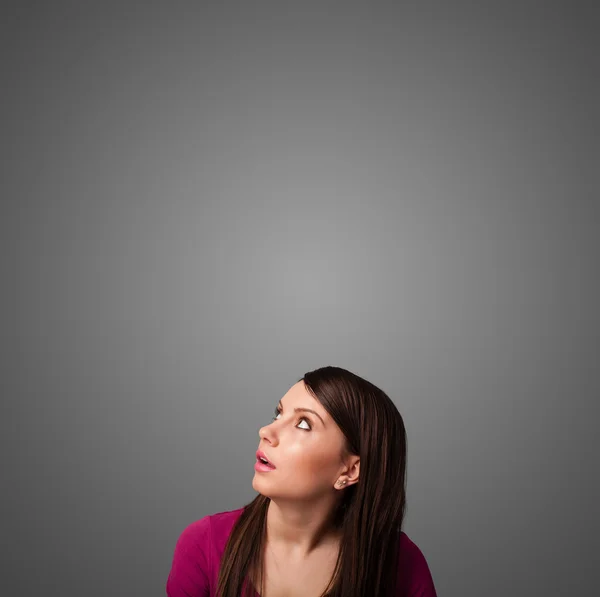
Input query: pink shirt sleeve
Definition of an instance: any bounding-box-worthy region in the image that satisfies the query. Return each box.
[166,517,211,597]
[397,532,438,597]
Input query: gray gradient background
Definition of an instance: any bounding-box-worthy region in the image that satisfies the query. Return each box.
[2,2,598,596]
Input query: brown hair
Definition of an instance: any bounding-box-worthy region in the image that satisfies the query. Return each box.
[216,365,408,597]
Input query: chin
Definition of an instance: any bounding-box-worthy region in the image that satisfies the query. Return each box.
[252,475,276,498]
[252,474,268,488]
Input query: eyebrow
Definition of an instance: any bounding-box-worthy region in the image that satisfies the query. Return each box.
[278,400,325,426]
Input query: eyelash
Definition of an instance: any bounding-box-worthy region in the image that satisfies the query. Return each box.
[272,407,312,431]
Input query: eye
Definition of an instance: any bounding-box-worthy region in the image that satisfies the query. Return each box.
[271,407,312,431]
[297,418,311,430]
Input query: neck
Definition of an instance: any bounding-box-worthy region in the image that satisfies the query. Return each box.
[265,495,342,557]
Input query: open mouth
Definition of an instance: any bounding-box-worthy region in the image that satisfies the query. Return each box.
[256,451,276,468]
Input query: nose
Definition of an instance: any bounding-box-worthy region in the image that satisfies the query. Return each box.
[258,419,278,445]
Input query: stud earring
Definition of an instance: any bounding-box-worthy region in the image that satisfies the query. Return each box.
[337,480,347,487]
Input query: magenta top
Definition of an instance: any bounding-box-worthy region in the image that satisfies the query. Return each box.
[166,507,438,597]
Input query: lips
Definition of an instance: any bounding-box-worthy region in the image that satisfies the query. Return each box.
[256,449,276,469]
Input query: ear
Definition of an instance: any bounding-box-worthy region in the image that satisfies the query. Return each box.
[344,455,360,486]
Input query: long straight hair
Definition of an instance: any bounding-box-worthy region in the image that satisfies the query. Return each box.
[216,366,408,597]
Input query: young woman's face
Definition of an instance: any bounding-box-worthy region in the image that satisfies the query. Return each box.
[252,381,350,501]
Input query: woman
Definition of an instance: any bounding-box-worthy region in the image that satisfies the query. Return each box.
[166,365,438,597]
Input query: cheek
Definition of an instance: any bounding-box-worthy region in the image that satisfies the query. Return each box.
[285,442,340,478]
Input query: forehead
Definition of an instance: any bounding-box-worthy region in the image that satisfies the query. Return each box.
[280,381,327,413]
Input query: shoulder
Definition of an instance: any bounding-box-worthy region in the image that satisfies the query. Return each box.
[204,507,245,551]
[398,530,427,562]
[166,508,246,596]
[176,507,245,551]
[396,531,438,596]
